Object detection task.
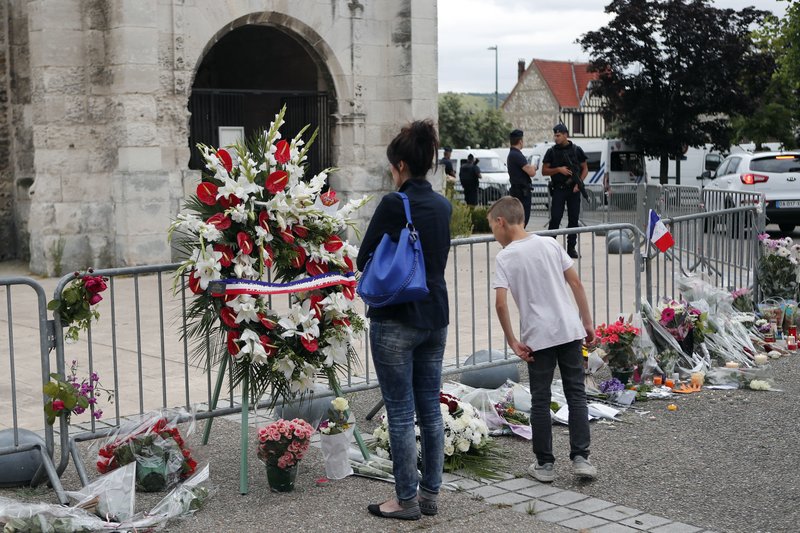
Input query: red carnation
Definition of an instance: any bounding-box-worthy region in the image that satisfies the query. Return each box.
[266,170,288,194]
[237,231,254,255]
[214,244,234,267]
[289,246,307,269]
[220,306,239,329]
[197,182,218,206]
[324,235,344,253]
[301,335,319,352]
[320,189,338,207]
[217,149,233,172]
[275,140,291,164]
[207,213,231,230]
[306,259,328,277]
[227,329,241,356]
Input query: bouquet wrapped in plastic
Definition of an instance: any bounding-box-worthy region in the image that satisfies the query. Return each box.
[96,409,198,492]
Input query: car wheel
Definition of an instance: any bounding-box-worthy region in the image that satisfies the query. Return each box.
[779,223,796,233]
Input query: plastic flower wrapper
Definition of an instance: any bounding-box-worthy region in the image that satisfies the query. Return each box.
[731,288,754,312]
[441,380,531,440]
[705,365,780,391]
[66,462,136,522]
[94,408,198,492]
[757,234,800,300]
[0,496,109,533]
[676,272,734,313]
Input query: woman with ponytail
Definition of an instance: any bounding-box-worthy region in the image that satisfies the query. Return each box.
[357,119,452,520]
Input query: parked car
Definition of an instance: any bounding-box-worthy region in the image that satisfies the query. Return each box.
[704,151,800,232]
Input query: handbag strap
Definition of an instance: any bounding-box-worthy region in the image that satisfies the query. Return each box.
[395,192,416,231]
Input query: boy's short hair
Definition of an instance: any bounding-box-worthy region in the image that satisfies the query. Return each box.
[487,196,524,226]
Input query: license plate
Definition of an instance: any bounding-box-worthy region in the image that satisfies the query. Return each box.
[778,200,800,208]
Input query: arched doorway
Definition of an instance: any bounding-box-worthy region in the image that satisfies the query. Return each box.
[188,24,335,177]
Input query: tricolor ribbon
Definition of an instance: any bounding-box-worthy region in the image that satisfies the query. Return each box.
[207,272,356,297]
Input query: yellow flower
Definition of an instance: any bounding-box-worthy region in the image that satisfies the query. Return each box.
[331,396,349,412]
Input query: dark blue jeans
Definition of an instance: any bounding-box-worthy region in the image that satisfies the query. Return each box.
[528,339,590,465]
[370,319,447,502]
[549,187,581,249]
[509,185,532,227]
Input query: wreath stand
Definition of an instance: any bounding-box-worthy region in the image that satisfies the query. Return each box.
[200,348,371,494]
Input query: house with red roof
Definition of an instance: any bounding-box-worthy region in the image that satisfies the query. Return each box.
[502,59,606,143]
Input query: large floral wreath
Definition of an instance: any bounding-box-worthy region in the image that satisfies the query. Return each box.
[169,108,369,404]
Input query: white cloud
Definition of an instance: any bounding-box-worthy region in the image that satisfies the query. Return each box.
[438,0,787,93]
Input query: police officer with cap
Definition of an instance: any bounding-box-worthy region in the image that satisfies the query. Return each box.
[506,129,538,227]
[542,123,588,258]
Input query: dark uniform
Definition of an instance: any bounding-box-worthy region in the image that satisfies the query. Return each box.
[543,141,587,252]
[507,146,532,226]
[459,159,481,206]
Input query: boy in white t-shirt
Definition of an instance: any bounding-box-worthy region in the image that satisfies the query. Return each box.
[488,196,597,482]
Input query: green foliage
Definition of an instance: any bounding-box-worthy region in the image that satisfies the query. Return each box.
[579,1,774,180]
[438,93,511,149]
[449,199,473,238]
[470,206,490,234]
[758,254,799,300]
[47,272,108,342]
[42,373,89,425]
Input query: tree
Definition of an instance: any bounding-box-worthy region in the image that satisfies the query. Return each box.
[579,0,772,183]
[438,93,511,149]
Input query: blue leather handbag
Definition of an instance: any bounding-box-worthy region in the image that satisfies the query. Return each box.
[357,192,429,308]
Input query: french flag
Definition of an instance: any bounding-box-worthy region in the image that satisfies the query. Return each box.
[647,210,674,253]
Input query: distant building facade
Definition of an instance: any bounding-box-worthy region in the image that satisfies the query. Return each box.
[502,59,604,143]
[0,0,437,275]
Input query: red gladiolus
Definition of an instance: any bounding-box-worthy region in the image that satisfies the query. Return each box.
[217,149,233,172]
[301,335,319,352]
[237,231,254,255]
[197,182,218,205]
[275,140,291,164]
[214,244,234,267]
[219,195,240,209]
[279,228,295,244]
[220,307,239,329]
[306,260,328,277]
[227,329,240,356]
[258,209,269,229]
[289,246,307,269]
[52,399,65,411]
[324,235,344,252]
[188,271,202,294]
[320,189,338,206]
[266,170,288,194]
[293,225,309,238]
[207,213,231,230]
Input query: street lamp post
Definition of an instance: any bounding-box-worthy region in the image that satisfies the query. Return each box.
[487,45,498,109]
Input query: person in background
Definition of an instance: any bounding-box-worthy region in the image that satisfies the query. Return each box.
[357,119,452,521]
[506,129,538,227]
[458,153,481,207]
[441,146,456,182]
[542,124,588,258]
[488,196,597,484]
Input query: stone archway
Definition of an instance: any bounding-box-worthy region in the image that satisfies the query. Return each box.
[188,23,338,178]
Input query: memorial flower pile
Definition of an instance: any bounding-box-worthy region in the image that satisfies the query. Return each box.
[595,319,640,369]
[96,416,197,492]
[372,392,504,479]
[757,234,800,300]
[257,418,314,469]
[494,389,530,427]
[169,107,369,405]
[47,270,109,342]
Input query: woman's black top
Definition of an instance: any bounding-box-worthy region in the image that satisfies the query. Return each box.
[356,178,452,329]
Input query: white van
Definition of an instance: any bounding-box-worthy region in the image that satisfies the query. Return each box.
[438,148,510,204]
[528,138,647,187]
[646,145,724,185]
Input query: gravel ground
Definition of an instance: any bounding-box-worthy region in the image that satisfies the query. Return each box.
[2,355,797,532]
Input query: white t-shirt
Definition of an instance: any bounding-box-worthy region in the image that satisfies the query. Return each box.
[492,234,586,351]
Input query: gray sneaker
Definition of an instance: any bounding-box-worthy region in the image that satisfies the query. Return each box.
[528,462,555,483]
[572,456,597,479]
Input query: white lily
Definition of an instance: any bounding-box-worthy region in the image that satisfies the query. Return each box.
[274,356,296,380]
[228,295,260,324]
[238,328,268,364]
[193,250,223,289]
[217,172,262,201]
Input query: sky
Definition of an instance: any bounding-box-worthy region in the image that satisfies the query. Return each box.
[437,0,789,93]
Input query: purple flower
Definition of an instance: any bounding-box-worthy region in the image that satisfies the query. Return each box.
[73,406,86,415]
[93,409,103,420]
[599,378,625,393]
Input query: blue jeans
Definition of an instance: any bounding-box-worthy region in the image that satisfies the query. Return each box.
[370,319,447,503]
[528,339,590,465]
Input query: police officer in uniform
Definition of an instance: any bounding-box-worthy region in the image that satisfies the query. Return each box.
[542,124,588,259]
[506,129,538,227]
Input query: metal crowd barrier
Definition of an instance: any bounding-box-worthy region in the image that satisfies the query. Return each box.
[0,205,762,490]
[580,183,646,228]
